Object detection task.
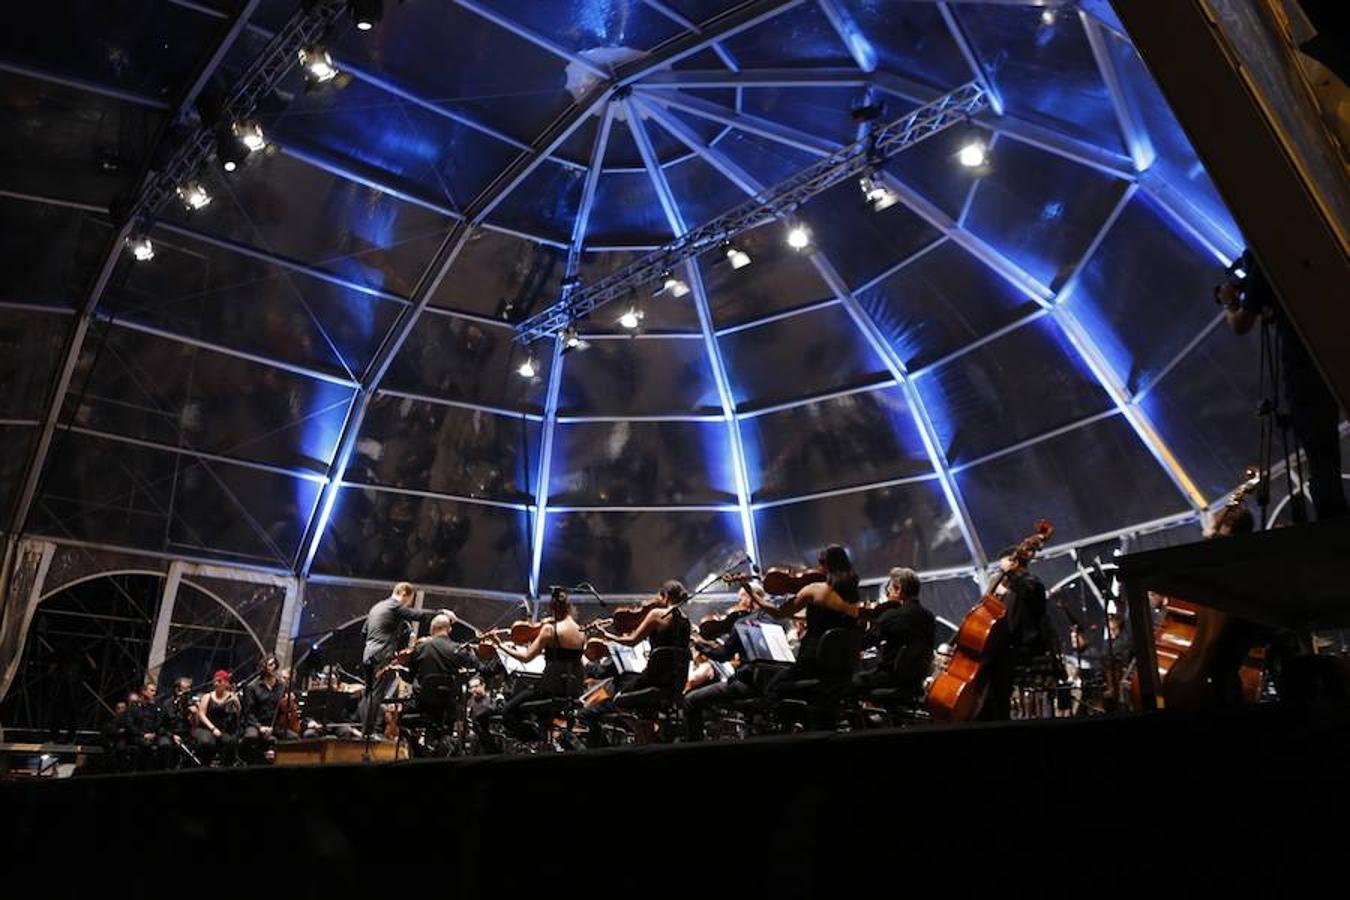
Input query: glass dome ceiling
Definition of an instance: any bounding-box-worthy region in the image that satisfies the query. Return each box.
[0,0,1251,600]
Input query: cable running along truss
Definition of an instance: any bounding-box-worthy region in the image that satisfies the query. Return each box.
[514,81,987,345]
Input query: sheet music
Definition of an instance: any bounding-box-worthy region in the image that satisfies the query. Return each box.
[734,620,795,663]
[497,647,546,675]
[606,640,649,674]
[761,623,795,662]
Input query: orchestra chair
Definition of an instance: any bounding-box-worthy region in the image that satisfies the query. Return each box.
[771,628,865,732]
[516,674,586,752]
[606,646,691,744]
[398,673,460,758]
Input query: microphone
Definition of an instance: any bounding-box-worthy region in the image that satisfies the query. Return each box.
[575,582,607,607]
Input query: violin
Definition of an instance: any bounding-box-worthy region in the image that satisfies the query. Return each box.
[926,519,1055,722]
[727,567,826,597]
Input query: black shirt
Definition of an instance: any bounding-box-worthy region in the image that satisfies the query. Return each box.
[161,692,194,737]
[129,699,163,737]
[800,596,859,662]
[406,635,479,686]
[1002,571,1051,657]
[873,602,937,694]
[244,678,284,728]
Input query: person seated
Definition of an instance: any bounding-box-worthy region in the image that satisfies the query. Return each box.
[486,589,586,751]
[759,545,863,703]
[129,681,168,771]
[241,656,297,764]
[854,567,935,704]
[684,586,758,742]
[102,698,134,773]
[194,670,241,767]
[159,677,196,767]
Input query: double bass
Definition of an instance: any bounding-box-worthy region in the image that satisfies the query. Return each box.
[926,519,1055,722]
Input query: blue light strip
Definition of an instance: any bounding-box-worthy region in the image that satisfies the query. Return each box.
[625,99,760,564]
[1080,11,1156,172]
[817,0,877,72]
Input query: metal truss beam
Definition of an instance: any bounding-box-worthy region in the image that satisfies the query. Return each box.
[517,82,987,343]
[7,0,312,538]
[1079,10,1155,172]
[625,98,760,564]
[936,2,1003,114]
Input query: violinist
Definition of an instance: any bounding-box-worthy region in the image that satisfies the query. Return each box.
[853,567,935,702]
[242,656,295,764]
[980,547,1053,721]
[759,545,863,700]
[195,670,241,766]
[485,588,587,751]
[685,585,759,742]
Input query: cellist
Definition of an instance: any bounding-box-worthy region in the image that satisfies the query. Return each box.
[979,546,1053,721]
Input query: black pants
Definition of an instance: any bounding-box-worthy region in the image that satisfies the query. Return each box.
[360,661,400,738]
[684,677,754,741]
[194,728,238,766]
[240,725,298,763]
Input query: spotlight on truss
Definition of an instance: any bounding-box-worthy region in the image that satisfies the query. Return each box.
[860,174,899,212]
[299,46,339,84]
[659,273,690,298]
[786,224,811,250]
[517,357,537,379]
[957,140,988,168]
[126,235,154,262]
[618,307,643,330]
[233,120,266,152]
[350,0,383,31]
[725,244,752,270]
[176,180,212,210]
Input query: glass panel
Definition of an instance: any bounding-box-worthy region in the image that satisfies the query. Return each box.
[0,425,37,520]
[323,0,577,145]
[576,251,701,334]
[742,385,932,502]
[160,582,268,692]
[700,221,835,328]
[110,226,403,379]
[857,240,1040,372]
[548,420,737,506]
[603,115,646,169]
[312,486,531,592]
[714,129,819,189]
[350,393,541,504]
[840,0,970,90]
[0,199,110,310]
[1137,326,1263,502]
[719,304,890,411]
[920,577,981,638]
[433,229,566,320]
[0,0,219,100]
[741,87,868,148]
[32,432,321,565]
[584,172,676,244]
[803,178,943,290]
[485,159,584,245]
[1107,29,1241,246]
[473,0,683,52]
[885,124,996,224]
[557,337,722,416]
[915,317,1113,466]
[180,575,285,661]
[722,3,853,68]
[663,155,751,232]
[964,138,1129,292]
[957,415,1189,555]
[540,509,745,595]
[161,150,453,296]
[0,308,69,419]
[384,314,553,414]
[956,4,1125,152]
[1064,192,1228,396]
[0,70,164,207]
[267,77,519,214]
[754,480,973,579]
[65,325,355,471]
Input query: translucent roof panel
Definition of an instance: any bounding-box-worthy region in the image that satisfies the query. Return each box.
[1,0,1262,594]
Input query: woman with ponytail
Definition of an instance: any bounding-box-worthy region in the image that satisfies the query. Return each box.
[488,588,587,748]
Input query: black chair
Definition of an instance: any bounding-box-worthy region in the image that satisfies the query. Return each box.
[607,646,690,744]
[515,674,585,752]
[773,628,864,731]
[399,673,461,757]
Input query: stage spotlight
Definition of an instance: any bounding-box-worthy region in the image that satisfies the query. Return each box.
[725,244,751,270]
[957,140,987,168]
[126,235,154,262]
[215,128,248,173]
[1040,10,1057,27]
[860,174,898,212]
[662,274,690,298]
[517,357,537,378]
[786,224,811,250]
[349,0,383,31]
[563,325,583,350]
[299,46,339,84]
[233,120,266,152]
[618,307,643,329]
[177,180,212,210]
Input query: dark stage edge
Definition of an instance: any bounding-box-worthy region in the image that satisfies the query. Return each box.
[5,703,1348,896]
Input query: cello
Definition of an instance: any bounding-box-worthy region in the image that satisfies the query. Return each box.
[926,519,1054,722]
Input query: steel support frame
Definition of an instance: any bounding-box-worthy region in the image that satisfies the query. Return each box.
[1079,9,1155,172]
[625,99,760,564]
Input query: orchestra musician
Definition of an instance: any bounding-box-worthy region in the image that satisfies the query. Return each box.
[241,655,296,764]
[484,588,586,751]
[160,676,196,766]
[684,585,758,742]
[758,545,863,702]
[581,580,693,746]
[402,613,481,750]
[359,582,448,738]
[979,547,1053,721]
[195,670,241,766]
[853,567,935,703]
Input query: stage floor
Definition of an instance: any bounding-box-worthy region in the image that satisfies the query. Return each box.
[4,702,1347,894]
